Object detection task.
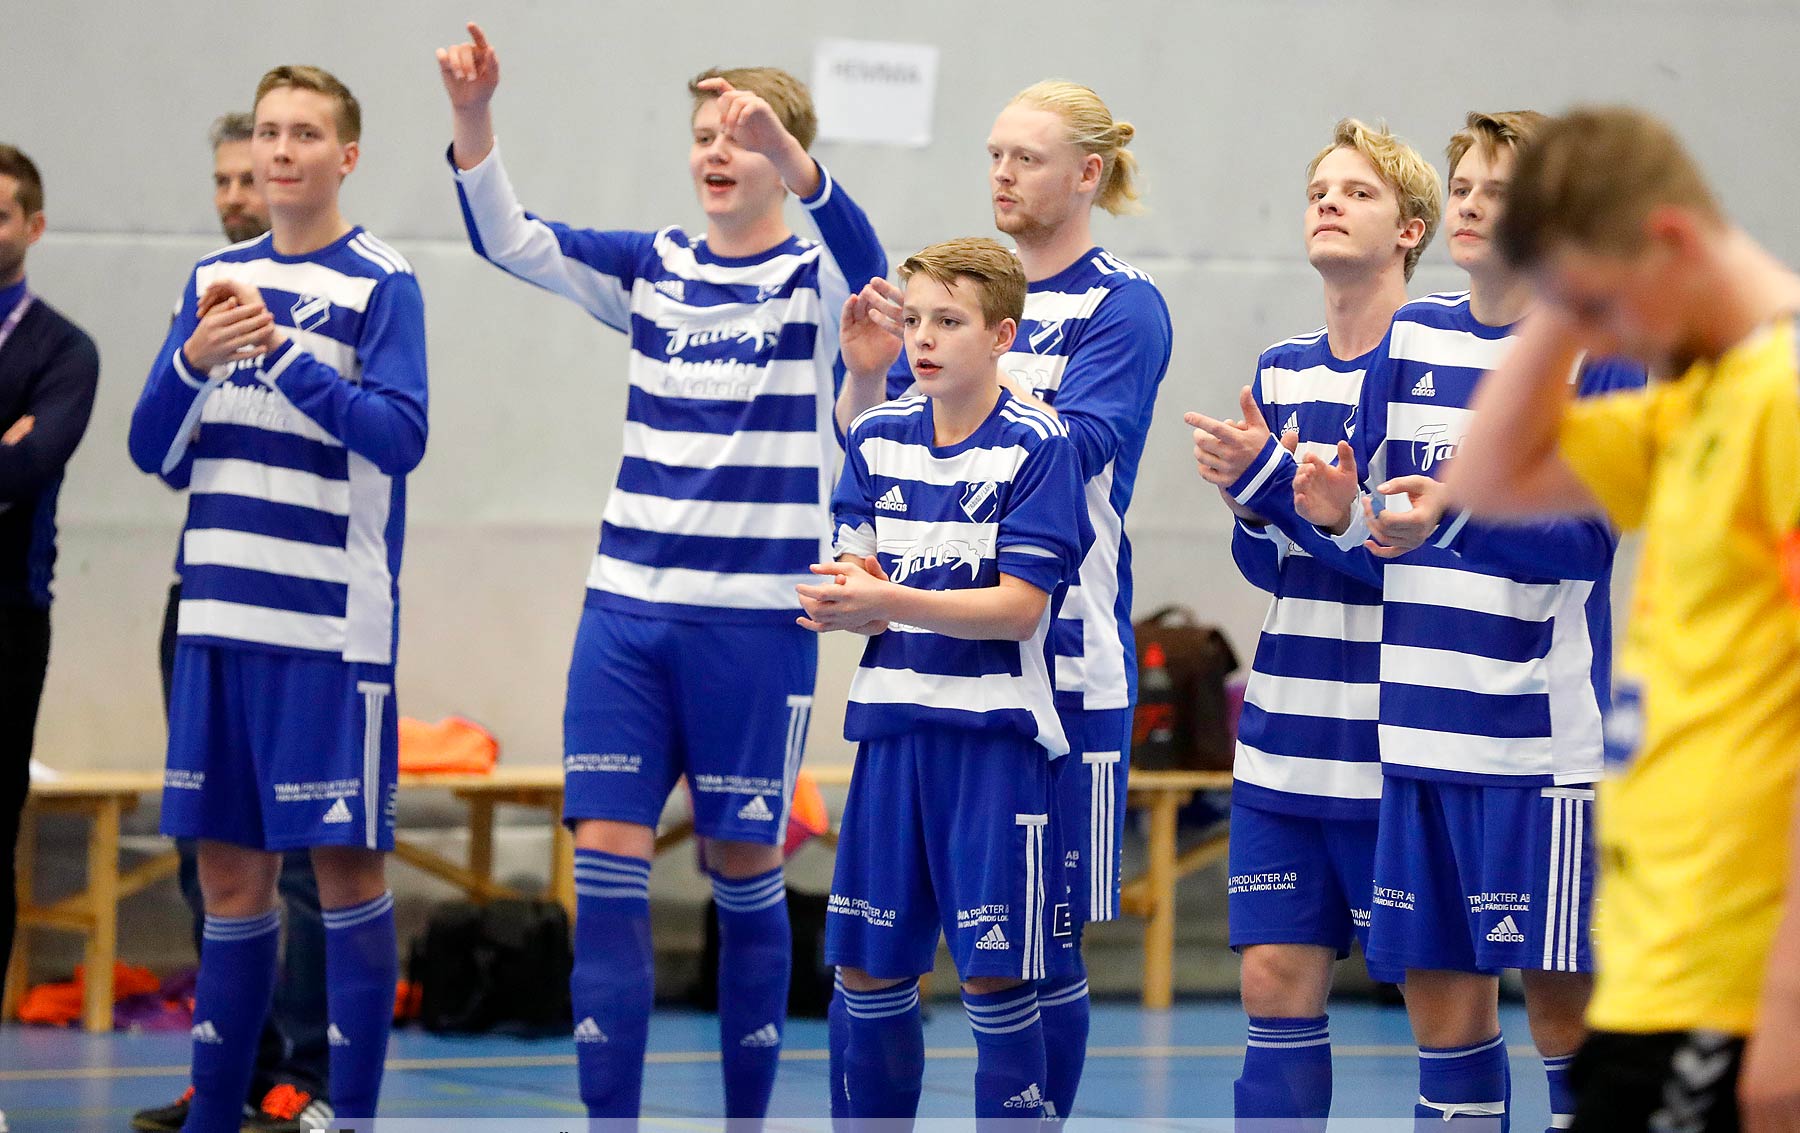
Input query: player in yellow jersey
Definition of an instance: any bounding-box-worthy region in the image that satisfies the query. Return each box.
[1449,105,1800,1131]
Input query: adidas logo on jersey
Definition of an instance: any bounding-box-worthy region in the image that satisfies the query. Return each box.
[1486,915,1526,944]
[875,485,907,513]
[1281,412,1299,435]
[739,1023,781,1048]
[322,798,353,824]
[1412,371,1437,398]
[574,1017,609,1043]
[191,1020,223,1044]
[975,924,1010,950]
[1004,1083,1045,1110]
[653,279,686,302]
[327,1024,350,1048]
[737,795,775,822]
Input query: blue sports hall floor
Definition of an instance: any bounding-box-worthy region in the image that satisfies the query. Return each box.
[0,1001,1545,1130]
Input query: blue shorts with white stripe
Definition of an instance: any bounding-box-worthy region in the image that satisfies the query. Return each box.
[825,729,1076,983]
[562,606,816,844]
[162,643,398,852]
[1367,776,1595,975]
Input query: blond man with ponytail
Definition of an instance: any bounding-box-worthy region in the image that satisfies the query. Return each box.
[832,79,1171,1125]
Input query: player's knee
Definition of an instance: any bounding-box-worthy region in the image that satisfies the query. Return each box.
[961,976,1026,997]
[1519,969,1592,1054]
[309,845,389,908]
[1403,969,1502,1047]
[195,841,281,917]
[838,966,909,994]
[573,817,655,859]
[707,837,783,879]
[1238,944,1333,1017]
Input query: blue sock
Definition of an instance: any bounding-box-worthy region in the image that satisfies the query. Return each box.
[712,868,790,1122]
[322,891,397,1120]
[1235,1015,1332,1128]
[1543,1055,1574,1132]
[828,973,850,1128]
[1416,1034,1510,1131]
[840,978,925,1121]
[963,984,1048,1123]
[186,909,280,1133]
[1037,973,1091,1122]
[571,849,654,1119]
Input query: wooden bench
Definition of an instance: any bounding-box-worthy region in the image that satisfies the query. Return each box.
[5,768,571,1033]
[7,763,1229,1030]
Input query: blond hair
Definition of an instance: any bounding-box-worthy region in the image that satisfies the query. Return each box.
[898,237,1027,329]
[1008,80,1141,215]
[1445,110,1546,180]
[689,67,817,151]
[1497,106,1722,269]
[255,65,361,143]
[1306,118,1443,281]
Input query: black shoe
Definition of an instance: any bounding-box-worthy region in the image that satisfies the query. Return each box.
[130,1087,194,1132]
[242,1083,334,1132]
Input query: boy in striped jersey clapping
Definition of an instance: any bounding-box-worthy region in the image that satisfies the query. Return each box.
[804,238,1090,1124]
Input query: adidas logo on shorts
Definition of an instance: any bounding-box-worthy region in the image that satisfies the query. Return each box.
[739,1023,781,1048]
[1486,915,1526,944]
[190,1020,223,1044]
[574,1017,608,1043]
[327,1024,351,1047]
[1412,371,1437,398]
[875,485,908,513]
[322,798,353,825]
[737,795,775,822]
[975,924,1009,951]
[1004,1083,1044,1110]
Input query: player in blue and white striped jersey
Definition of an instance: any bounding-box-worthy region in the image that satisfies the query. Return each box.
[127,67,424,1133]
[803,238,1090,1124]
[1190,119,1442,1125]
[1209,113,1646,1132]
[835,80,1171,1123]
[436,24,886,1123]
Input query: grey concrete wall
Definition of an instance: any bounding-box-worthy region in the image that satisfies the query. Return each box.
[6,0,1797,770]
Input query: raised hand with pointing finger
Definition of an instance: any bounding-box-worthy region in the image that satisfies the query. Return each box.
[1184,386,1274,487]
[437,22,501,169]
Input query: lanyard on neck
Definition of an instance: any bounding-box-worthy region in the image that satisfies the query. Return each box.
[0,291,34,358]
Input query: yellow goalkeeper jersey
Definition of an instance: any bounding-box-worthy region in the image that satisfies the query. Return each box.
[1558,316,1800,1034]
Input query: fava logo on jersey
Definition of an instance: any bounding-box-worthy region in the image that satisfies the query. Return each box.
[1486,915,1526,944]
[891,538,991,585]
[666,319,780,357]
[290,293,331,333]
[1414,423,1461,472]
[959,481,1001,523]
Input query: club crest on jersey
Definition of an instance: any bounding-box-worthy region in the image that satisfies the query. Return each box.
[1413,423,1460,472]
[959,480,1001,523]
[290,293,331,333]
[891,537,990,585]
[1028,318,1066,353]
[754,281,784,303]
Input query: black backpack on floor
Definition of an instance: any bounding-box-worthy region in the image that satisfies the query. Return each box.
[409,897,574,1036]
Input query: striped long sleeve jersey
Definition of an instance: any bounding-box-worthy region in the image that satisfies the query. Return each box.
[1228,328,1383,819]
[128,229,428,665]
[833,392,1092,756]
[889,247,1171,715]
[453,143,887,623]
[1226,292,1645,786]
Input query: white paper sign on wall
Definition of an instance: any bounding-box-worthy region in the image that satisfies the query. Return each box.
[811,39,940,148]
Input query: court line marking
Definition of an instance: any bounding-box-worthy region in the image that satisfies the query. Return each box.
[0,1042,1543,1083]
